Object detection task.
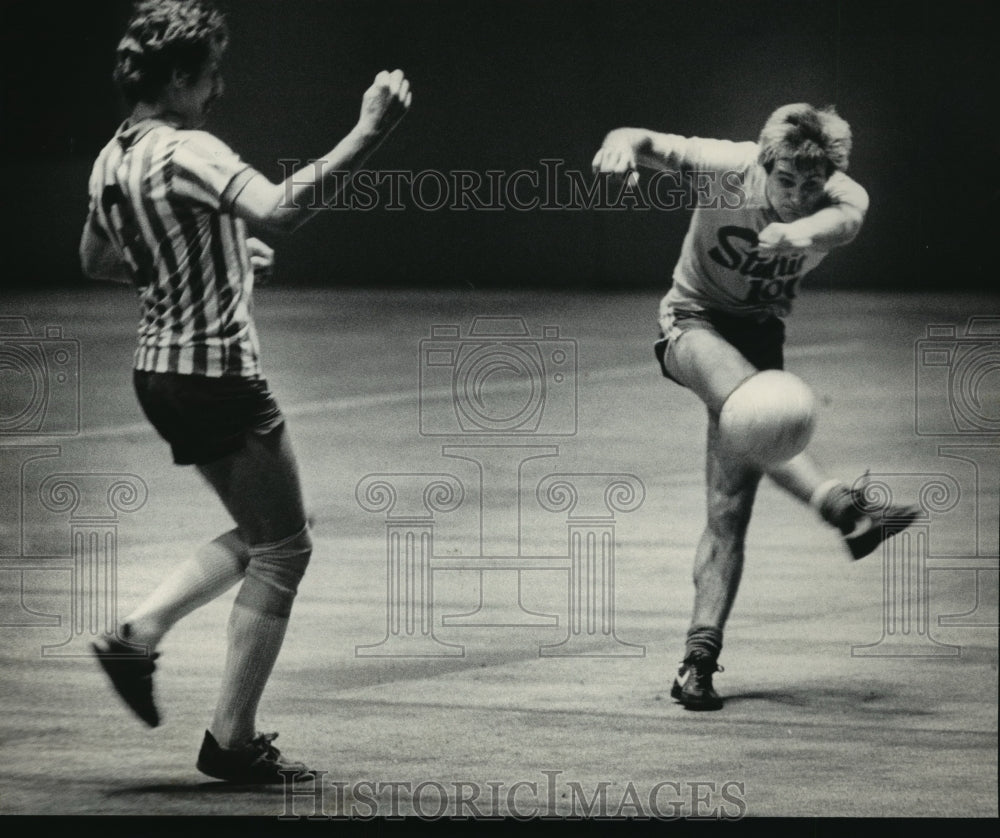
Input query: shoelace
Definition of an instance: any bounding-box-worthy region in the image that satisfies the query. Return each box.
[248,732,282,765]
[680,660,724,676]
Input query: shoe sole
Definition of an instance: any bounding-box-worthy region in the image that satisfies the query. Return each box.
[848,508,922,560]
[91,642,160,727]
[196,762,315,784]
[670,678,723,711]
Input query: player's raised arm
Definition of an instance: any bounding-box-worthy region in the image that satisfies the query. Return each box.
[230,69,412,234]
[592,128,693,182]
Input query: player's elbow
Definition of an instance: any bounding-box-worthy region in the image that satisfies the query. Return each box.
[233,181,308,236]
[257,209,305,237]
[79,239,103,281]
[837,205,866,245]
[79,236,127,283]
[815,204,865,251]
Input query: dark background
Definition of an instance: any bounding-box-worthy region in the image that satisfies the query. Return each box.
[2,0,997,292]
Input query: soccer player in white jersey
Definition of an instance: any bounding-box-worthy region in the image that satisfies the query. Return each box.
[592,104,920,711]
[81,0,411,780]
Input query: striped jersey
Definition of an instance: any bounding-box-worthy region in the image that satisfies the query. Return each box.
[86,117,264,378]
[658,136,869,322]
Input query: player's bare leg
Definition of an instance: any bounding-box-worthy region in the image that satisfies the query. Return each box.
[670,414,761,709]
[690,415,761,630]
[670,330,920,561]
[663,328,761,708]
[665,328,758,415]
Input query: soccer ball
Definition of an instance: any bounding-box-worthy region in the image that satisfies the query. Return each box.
[718,370,817,469]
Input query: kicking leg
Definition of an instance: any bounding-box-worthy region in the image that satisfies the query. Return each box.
[768,451,922,561]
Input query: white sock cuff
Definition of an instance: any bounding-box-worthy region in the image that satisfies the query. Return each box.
[809,479,844,511]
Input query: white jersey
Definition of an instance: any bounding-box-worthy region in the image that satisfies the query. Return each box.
[659,136,868,321]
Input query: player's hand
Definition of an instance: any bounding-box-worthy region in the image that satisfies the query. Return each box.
[757,222,813,251]
[247,237,274,281]
[591,140,640,188]
[358,69,412,138]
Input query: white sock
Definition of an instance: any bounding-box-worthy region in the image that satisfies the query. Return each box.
[124,530,248,649]
[809,479,845,513]
[209,603,289,749]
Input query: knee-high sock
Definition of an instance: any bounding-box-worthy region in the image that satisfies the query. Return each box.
[123,530,248,650]
[210,603,290,749]
[210,525,312,749]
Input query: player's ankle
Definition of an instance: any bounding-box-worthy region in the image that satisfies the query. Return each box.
[120,617,163,651]
[210,724,255,751]
[684,625,722,662]
[813,481,857,533]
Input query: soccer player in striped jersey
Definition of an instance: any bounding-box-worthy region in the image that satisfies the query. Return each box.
[82,0,411,782]
[592,104,920,711]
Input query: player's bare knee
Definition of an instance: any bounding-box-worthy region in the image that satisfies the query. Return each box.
[236,524,313,617]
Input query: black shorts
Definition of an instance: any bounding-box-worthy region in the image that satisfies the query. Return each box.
[133,370,285,466]
[654,308,785,385]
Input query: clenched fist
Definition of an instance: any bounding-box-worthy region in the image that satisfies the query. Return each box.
[358,69,412,138]
[591,138,640,188]
[247,236,274,281]
[756,223,814,251]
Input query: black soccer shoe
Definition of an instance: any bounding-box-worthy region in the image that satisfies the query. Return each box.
[91,631,160,728]
[196,730,313,784]
[844,486,922,561]
[670,652,724,711]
